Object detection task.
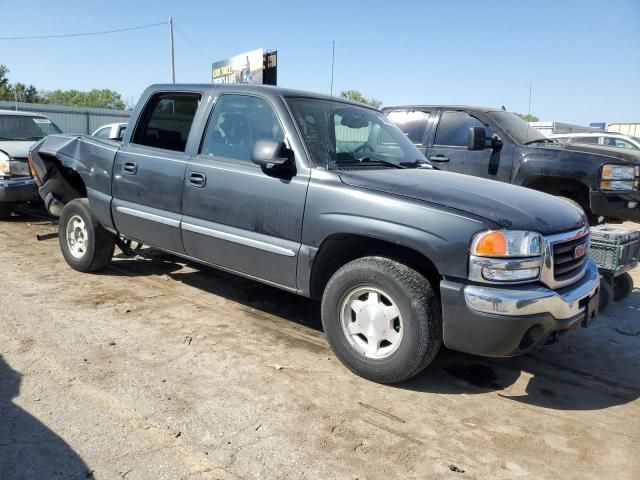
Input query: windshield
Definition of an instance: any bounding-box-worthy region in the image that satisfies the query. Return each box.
[0,115,62,141]
[286,97,429,169]
[487,111,549,145]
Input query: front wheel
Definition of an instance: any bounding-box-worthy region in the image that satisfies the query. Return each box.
[59,198,115,272]
[321,256,442,384]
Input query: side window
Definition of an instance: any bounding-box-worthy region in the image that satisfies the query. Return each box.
[132,92,202,152]
[200,95,284,162]
[386,110,430,145]
[573,136,599,145]
[434,111,487,147]
[94,127,111,139]
[604,137,635,150]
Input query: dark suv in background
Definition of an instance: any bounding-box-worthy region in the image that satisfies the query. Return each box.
[383,106,640,224]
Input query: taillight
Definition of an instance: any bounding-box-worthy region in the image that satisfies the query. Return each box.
[27,152,42,186]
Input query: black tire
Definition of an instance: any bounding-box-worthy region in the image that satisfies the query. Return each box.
[321,256,442,384]
[0,203,13,219]
[599,277,613,311]
[613,272,634,302]
[59,198,115,272]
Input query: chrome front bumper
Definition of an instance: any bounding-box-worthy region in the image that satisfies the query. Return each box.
[464,258,600,320]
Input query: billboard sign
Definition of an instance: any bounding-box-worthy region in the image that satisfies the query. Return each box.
[211,49,277,86]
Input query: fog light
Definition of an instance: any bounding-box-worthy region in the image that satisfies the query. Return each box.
[629,201,638,208]
[482,267,540,282]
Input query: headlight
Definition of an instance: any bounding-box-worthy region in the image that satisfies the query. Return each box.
[600,164,638,191]
[469,230,543,283]
[470,230,542,258]
[0,151,10,176]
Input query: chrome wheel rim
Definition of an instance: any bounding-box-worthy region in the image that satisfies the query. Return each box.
[340,286,403,359]
[66,214,88,259]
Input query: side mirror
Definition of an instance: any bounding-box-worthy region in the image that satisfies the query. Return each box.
[468,127,488,150]
[251,139,293,172]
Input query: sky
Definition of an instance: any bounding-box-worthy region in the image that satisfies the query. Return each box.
[1,0,638,125]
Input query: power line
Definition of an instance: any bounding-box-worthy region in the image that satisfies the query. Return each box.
[0,21,166,40]
[173,23,213,62]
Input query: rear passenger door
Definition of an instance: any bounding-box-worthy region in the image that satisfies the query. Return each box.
[112,91,202,253]
[181,93,310,289]
[427,110,512,182]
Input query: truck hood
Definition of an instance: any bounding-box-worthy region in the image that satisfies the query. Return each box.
[535,142,640,164]
[338,169,585,234]
[0,140,37,158]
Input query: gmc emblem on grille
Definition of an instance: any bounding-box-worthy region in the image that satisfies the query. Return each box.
[574,243,587,259]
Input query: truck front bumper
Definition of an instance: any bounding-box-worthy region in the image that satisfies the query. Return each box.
[440,259,600,357]
[590,190,640,222]
[0,177,38,204]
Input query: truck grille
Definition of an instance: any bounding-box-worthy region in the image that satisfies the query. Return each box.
[553,235,589,282]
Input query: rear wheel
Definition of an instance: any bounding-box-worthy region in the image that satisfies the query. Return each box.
[613,272,634,302]
[59,198,115,272]
[321,256,442,384]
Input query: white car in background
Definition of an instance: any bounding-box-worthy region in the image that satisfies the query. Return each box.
[549,132,640,151]
[92,122,128,141]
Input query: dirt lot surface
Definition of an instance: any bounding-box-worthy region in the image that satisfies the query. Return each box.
[1,213,639,480]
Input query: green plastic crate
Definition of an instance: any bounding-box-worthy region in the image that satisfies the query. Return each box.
[589,226,640,274]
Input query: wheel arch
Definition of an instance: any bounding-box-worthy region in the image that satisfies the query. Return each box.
[308,233,441,300]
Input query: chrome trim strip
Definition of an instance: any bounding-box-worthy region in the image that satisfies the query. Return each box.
[465,259,599,320]
[115,206,180,228]
[182,222,296,257]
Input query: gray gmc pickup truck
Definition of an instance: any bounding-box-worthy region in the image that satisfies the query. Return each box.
[29,84,600,383]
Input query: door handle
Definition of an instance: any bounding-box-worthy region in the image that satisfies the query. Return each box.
[187,172,206,188]
[429,155,450,163]
[122,161,138,175]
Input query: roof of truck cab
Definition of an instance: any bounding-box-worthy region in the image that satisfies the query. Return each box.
[146,83,378,110]
[0,109,50,117]
[382,105,501,114]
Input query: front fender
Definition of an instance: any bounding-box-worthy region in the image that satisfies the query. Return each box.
[512,148,600,189]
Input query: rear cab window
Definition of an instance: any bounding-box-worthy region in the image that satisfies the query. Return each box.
[386,110,431,146]
[132,92,202,152]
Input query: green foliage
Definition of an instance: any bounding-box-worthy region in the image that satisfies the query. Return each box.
[515,112,539,122]
[340,90,383,109]
[46,89,126,109]
[0,64,126,109]
[0,65,46,103]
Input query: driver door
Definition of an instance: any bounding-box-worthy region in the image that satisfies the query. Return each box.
[427,110,512,182]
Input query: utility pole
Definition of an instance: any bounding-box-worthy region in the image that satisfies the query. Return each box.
[330,40,335,97]
[169,17,175,83]
[528,83,532,116]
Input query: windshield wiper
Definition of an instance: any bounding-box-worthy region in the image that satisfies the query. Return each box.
[524,138,556,145]
[14,136,44,141]
[356,157,406,169]
[400,159,433,169]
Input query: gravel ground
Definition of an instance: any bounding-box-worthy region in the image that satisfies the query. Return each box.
[0,213,639,480]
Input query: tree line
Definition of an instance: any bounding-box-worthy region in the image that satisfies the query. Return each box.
[0,65,127,110]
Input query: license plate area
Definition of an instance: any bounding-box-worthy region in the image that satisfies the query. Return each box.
[580,290,599,328]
